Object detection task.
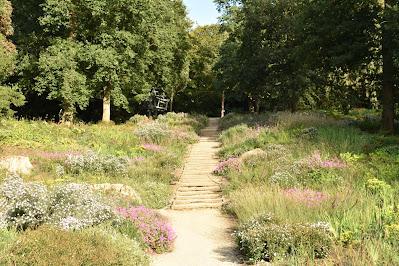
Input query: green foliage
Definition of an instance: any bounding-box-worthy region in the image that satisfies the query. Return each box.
[0,1,24,117]
[235,213,333,263]
[176,25,227,115]
[35,39,89,121]
[0,226,149,265]
[0,86,25,117]
[12,0,191,121]
[215,0,398,121]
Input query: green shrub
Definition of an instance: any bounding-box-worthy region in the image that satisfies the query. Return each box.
[0,226,149,265]
[235,214,333,263]
[219,113,270,130]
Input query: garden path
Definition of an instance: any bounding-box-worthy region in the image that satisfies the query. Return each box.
[152,118,242,266]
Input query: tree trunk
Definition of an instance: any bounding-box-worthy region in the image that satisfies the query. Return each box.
[102,87,111,123]
[255,97,260,114]
[221,90,225,118]
[61,103,74,125]
[248,95,255,113]
[169,91,174,112]
[382,0,395,134]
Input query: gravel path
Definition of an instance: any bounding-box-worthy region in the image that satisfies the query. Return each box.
[152,118,242,266]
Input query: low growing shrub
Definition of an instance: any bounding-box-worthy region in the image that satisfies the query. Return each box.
[134,122,170,144]
[0,177,114,230]
[0,226,149,265]
[116,206,176,253]
[235,213,333,263]
[62,152,129,176]
[0,176,49,230]
[48,183,114,230]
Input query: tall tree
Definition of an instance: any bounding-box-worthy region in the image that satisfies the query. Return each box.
[0,0,24,117]
[382,0,396,133]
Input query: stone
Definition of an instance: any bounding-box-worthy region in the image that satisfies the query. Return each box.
[0,156,33,175]
[240,148,265,162]
[91,183,142,204]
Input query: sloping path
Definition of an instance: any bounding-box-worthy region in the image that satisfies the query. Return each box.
[172,118,223,210]
[152,118,242,266]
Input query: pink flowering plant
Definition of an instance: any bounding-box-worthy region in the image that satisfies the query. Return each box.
[304,151,346,169]
[283,188,329,207]
[116,206,176,253]
[141,144,164,153]
[213,157,241,175]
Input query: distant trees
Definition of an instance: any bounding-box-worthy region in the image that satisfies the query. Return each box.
[215,0,399,133]
[176,25,227,115]
[0,0,24,117]
[10,0,190,122]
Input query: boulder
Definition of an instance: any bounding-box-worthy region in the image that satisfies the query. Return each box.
[91,183,142,204]
[240,148,266,162]
[0,156,33,175]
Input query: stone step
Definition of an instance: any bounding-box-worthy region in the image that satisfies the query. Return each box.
[177,185,221,192]
[172,201,223,210]
[174,197,223,205]
[176,189,221,196]
[179,178,220,182]
[179,181,221,187]
[175,193,221,200]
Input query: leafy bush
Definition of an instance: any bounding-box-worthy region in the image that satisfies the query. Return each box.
[116,206,176,253]
[129,114,150,124]
[62,152,129,176]
[0,226,149,265]
[219,113,270,130]
[235,213,333,263]
[157,112,208,133]
[134,181,171,209]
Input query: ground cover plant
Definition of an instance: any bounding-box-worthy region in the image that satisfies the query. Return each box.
[0,112,207,265]
[218,112,399,265]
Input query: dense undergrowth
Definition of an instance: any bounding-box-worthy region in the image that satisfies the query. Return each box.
[0,112,207,265]
[217,111,399,264]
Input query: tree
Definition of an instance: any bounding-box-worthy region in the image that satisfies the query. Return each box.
[0,0,24,117]
[12,0,191,122]
[381,0,397,133]
[177,25,227,115]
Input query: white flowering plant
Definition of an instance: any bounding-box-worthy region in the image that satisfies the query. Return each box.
[234,213,333,263]
[62,152,129,176]
[0,176,114,231]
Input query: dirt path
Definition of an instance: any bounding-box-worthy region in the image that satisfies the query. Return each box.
[152,118,242,266]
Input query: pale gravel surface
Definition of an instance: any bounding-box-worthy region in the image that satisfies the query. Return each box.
[152,209,243,266]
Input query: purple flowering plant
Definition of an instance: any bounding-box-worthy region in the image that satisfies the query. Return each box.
[304,151,346,169]
[116,206,176,253]
[141,144,164,153]
[283,188,329,207]
[213,157,241,175]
